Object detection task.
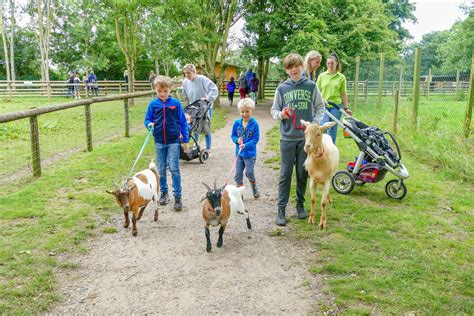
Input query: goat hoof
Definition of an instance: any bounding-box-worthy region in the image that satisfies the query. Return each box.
[132,231,137,236]
[246,219,252,229]
[124,223,129,228]
[319,223,326,230]
[206,246,212,253]
[308,218,314,225]
[216,240,223,248]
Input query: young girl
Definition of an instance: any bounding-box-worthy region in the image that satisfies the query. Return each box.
[231,98,260,198]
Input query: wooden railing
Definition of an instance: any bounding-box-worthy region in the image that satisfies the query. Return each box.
[0,91,156,178]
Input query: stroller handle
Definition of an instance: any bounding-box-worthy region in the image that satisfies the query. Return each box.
[325,100,342,110]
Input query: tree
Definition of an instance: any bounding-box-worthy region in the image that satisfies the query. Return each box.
[382,0,416,46]
[8,0,15,83]
[0,0,11,85]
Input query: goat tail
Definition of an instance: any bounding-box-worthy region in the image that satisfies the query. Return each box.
[149,159,158,172]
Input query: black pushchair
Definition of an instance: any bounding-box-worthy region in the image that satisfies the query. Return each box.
[326,101,410,199]
[180,100,211,164]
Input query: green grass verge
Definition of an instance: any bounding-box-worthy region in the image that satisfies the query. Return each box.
[265,120,473,314]
[0,105,228,314]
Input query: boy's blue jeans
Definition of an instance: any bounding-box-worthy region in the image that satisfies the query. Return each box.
[154,142,182,197]
[321,106,342,144]
[234,156,256,185]
[194,107,212,150]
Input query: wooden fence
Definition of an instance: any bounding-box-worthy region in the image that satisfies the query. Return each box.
[0,91,156,178]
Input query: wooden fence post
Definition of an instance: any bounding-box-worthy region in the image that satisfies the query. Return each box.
[353,56,360,110]
[119,82,122,94]
[426,67,432,100]
[392,89,399,134]
[104,79,108,96]
[464,53,474,138]
[7,81,12,100]
[412,48,422,129]
[29,112,41,177]
[85,104,93,151]
[124,98,129,137]
[377,52,384,112]
[455,69,460,101]
[365,79,368,101]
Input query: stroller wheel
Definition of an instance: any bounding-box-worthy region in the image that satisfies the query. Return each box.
[199,149,210,164]
[332,170,355,194]
[385,180,407,200]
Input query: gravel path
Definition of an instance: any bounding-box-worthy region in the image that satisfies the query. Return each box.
[51,100,324,314]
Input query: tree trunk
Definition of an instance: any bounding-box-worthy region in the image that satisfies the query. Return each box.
[155,58,159,75]
[257,56,264,100]
[262,58,269,99]
[8,0,15,84]
[0,0,11,85]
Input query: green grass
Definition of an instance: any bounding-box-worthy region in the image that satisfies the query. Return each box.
[266,116,473,314]
[0,102,228,314]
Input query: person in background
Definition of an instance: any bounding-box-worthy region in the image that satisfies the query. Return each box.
[124,69,129,92]
[73,73,81,99]
[149,70,157,90]
[249,73,259,105]
[238,73,247,100]
[317,52,352,144]
[181,64,219,153]
[66,72,74,98]
[245,68,253,97]
[303,50,322,81]
[226,76,236,106]
[88,70,99,96]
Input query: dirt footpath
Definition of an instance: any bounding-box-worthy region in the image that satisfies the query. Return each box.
[52,100,324,314]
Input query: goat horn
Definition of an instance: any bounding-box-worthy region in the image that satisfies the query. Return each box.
[202,182,211,191]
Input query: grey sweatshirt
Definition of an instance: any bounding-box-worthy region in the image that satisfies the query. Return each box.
[182,75,219,105]
[271,77,325,141]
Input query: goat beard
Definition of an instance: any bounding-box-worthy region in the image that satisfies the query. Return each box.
[310,146,325,159]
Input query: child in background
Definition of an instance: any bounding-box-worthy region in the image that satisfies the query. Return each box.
[226,76,236,106]
[144,75,189,211]
[231,98,260,198]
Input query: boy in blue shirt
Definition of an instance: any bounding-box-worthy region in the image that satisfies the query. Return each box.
[231,98,260,198]
[144,76,189,211]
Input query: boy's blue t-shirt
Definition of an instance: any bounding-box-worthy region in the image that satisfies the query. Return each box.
[231,117,259,158]
[144,96,189,144]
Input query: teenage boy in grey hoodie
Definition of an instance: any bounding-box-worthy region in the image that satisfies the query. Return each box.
[271,53,325,226]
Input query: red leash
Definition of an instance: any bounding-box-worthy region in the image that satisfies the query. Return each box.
[224,147,243,186]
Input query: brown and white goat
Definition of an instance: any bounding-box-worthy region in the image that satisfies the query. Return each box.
[201,182,251,252]
[106,161,159,236]
[301,120,340,229]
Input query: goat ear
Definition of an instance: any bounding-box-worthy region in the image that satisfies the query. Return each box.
[321,121,337,131]
[200,195,207,202]
[127,185,136,192]
[106,190,115,195]
[300,119,310,127]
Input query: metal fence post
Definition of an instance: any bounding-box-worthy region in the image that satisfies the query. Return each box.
[29,112,41,177]
[464,53,474,138]
[353,56,360,110]
[413,48,422,128]
[85,104,93,151]
[377,52,384,112]
[124,98,130,137]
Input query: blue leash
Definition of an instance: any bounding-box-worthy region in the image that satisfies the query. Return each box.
[127,127,153,179]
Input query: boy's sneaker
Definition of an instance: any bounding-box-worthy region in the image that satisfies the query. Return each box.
[251,183,260,199]
[275,208,286,226]
[296,205,308,219]
[159,192,169,205]
[174,196,183,211]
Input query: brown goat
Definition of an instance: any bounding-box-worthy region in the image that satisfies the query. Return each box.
[106,162,159,236]
[201,182,231,252]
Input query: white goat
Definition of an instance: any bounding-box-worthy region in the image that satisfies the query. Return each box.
[301,120,340,229]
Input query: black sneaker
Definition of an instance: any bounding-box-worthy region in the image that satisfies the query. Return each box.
[251,183,260,199]
[174,196,183,211]
[275,208,286,226]
[159,192,169,205]
[296,205,308,219]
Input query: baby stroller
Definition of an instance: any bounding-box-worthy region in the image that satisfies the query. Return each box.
[180,100,211,164]
[326,101,410,199]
